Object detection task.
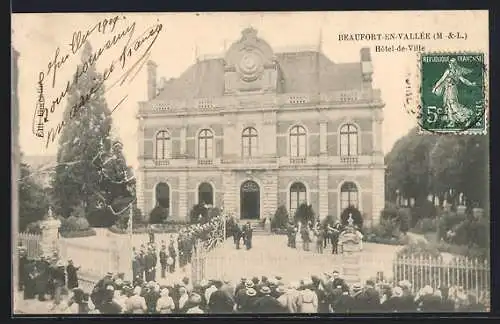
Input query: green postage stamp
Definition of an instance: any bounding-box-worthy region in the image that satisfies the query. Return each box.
[418,52,487,134]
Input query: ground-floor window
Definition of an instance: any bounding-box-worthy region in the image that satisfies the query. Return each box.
[340,181,358,210]
[290,182,307,217]
[198,182,214,206]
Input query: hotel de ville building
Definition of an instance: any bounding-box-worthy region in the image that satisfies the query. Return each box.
[135,28,385,227]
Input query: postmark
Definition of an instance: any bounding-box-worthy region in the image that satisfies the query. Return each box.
[417,52,487,135]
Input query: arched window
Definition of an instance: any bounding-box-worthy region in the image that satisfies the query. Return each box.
[290,125,307,157]
[290,182,307,217]
[155,130,171,160]
[340,124,358,156]
[198,129,214,159]
[155,182,170,209]
[242,127,258,158]
[340,181,358,210]
[198,182,214,206]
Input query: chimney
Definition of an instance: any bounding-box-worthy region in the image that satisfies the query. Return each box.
[147,60,158,100]
[360,47,373,82]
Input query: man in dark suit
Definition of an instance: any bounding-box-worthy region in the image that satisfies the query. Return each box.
[233,223,242,249]
[168,239,177,273]
[208,280,235,313]
[159,244,168,278]
[357,280,380,312]
[244,222,253,250]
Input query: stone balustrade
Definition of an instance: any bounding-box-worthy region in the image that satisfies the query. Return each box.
[138,89,382,116]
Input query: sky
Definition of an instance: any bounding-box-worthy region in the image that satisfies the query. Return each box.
[12,11,488,168]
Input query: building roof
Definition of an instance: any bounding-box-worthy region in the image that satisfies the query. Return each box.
[155,50,364,101]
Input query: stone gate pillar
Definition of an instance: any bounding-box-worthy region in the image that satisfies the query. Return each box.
[40,207,61,257]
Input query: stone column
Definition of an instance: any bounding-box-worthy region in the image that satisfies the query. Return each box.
[222,171,237,218]
[40,208,62,257]
[178,172,188,221]
[371,169,384,226]
[319,169,329,219]
[263,173,278,219]
[180,125,187,156]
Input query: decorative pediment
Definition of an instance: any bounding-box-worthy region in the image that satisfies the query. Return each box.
[224,28,278,94]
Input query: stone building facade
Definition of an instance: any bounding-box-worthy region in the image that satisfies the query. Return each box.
[136,28,385,227]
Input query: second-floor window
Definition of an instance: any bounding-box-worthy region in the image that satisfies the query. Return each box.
[242,127,258,158]
[340,124,358,156]
[198,129,214,159]
[155,130,171,160]
[290,125,307,157]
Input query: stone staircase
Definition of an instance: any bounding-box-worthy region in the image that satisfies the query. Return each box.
[248,220,272,236]
[341,253,362,285]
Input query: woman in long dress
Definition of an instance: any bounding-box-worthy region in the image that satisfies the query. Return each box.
[432,58,477,126]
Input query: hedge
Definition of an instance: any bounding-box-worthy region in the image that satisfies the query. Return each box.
[59,228,97,238]
[363,234,409,246]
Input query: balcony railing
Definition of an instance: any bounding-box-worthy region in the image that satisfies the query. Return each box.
[198,159,214,165]
[340,156,359,164]
[290,157,307,164]
[154,159,170,166]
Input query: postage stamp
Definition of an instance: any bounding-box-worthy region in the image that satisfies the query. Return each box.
[418,52,487,134]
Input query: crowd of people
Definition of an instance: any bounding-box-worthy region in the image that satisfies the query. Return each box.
[285,219,363,254]
[17,214,489,314]
[18,263,489,314]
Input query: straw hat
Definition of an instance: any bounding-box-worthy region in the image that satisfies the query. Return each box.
[352,283,362,291]
[246,288,257,297]
[392,287,403,297]
[275,285,286,294]
[260,286,271,294]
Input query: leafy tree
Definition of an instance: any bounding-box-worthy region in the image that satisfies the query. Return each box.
[51,41,132,219]
[272,205,289,230]
[294,203,315,225]
[19,163,50,231]
[385,128,437,204]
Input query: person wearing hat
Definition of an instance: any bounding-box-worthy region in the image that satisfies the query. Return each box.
[235,280,253,312]
[207,280,235,313]
[355,280,379,313]
[238,288,258,313]
[167,239,177,273]
[186,293,205,314]
[234,277,247,295]
[398,280,416,312]
[251,286,285,313]
[34,255,50,301]
[334,285,354,313]
[98,285,123,314]
[66,259,80,290]
[297,279,318,313]
[381,286,403,313]
[159,244,168,279]
[125,286,148,314]
[52,260,67,304]
[156,288,175,314]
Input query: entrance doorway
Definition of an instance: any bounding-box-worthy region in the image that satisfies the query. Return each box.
[240,180,260,219]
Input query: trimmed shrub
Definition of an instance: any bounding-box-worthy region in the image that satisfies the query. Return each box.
[272,205,289,230]
[61,216,90,232]
[294,203,315,225]
[398,208,411,234]
[412,217,437,234]
[149,205,169,224]
[410,200,437,227]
